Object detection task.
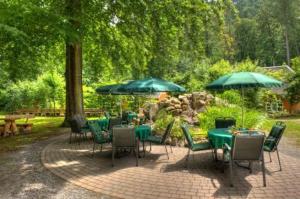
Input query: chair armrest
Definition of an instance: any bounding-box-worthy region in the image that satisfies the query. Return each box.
[223,143,231,151]
[265,137,276,142]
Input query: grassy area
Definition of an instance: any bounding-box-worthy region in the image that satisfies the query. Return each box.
[262,117,300,139]
[0,117,65,153]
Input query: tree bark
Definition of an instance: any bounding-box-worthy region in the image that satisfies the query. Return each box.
[62,0,84,126]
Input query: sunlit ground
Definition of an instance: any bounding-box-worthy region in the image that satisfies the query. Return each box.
[0,115,299,153]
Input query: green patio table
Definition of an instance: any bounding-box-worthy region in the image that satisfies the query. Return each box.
[208,128,260,149]
[113,124,151,141]
[135,125,151,141]
[128,113,138,123]
[208,128,233,149]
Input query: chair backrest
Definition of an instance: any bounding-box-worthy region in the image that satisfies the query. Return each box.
[73,114,87,128]
[232,134,265,161]
[266,121,286,150]
[215,117,236,129]
[104,112,110,119]
[70,118,81,133]
[161,120,175,144]
[180,124,194,148]
[88,121,111,144]
[121,111,129,124]
[108,118,122,130]
[112,126,136,147]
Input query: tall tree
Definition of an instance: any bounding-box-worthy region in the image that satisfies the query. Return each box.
[63,0,84,125]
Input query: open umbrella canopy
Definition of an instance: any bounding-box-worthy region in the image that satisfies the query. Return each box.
[116,77,186,93]
[206,72,283,127]
[206,72,283,90]
[96,84,123,95]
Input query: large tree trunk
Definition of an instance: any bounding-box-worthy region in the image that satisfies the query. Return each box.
[62,0,84,126]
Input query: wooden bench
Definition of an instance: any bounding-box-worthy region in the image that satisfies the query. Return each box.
[16,123,33,134]
[0,123,5,136]
[16,114,35,134]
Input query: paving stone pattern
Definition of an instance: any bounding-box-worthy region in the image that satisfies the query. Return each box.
[41,134,300,199]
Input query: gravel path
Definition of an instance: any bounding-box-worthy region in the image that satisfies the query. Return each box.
[0,128,112,199]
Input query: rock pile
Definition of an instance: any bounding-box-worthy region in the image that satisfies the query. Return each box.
[158,91,214,124]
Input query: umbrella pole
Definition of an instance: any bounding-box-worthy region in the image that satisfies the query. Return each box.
[120,97,122,118]
[242,87,245,128]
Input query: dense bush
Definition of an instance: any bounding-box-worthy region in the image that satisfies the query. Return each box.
[153,109,184,139]
[0,71,65,112]
[198,105,266,131]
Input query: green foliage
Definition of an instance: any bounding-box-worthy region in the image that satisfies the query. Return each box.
[0,71,65,111]
[153,109,183,139]
[217,90,242,106]
[198,105,266,131]
[285,57,300,108]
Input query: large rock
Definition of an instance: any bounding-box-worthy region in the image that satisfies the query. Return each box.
[151,91,214,125]
[170,97,181,104]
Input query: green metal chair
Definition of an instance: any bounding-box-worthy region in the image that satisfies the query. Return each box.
[215,117,236,129]
[146,120,175,159]
[181,124,212,167]
[263,121,286,171]
[88,121,112,157]
[69,114,90,144]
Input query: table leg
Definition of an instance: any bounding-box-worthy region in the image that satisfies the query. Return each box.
[214,149,218,161]
[4,121,11,136]
[11,121,18,135]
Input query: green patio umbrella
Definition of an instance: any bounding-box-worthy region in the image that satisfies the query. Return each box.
[96,84,124,95]
[116,77,186,121]
[206,72,283,127]
[96,84,126,116]
[116,77,186,93]
[96,83,160,117]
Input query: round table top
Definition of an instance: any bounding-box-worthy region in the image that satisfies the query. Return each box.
[208,128,232,138]
[208,128,233,149]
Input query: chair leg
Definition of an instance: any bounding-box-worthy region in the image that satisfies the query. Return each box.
[185,149,190,168]
[269,152,272,162]
[143,141,145,157]
[276,149,282,171]
[229,159,233,187]
[100,144,103,152]
[92,142,95,158]
[69,132,72,144]
[78,134,81,145]
[249,161,253,174]
[262,152,267,187]
[135,146,138,166]
[112,147,115,167]
[165,144,169,160]
[170,144,173,153]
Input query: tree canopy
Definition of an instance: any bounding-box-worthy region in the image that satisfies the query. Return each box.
[1,0,300,113]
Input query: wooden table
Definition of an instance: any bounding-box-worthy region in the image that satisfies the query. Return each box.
[0,115,28,136]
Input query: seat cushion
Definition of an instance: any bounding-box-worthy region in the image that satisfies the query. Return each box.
[146,135,162,144]
[263,145,272,152]
[191,141,211,151]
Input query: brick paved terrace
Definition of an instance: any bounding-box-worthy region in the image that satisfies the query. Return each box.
[42,134,300,199]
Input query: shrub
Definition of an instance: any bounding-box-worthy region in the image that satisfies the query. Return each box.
[153,109,184,139]
[198,105,266,131]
